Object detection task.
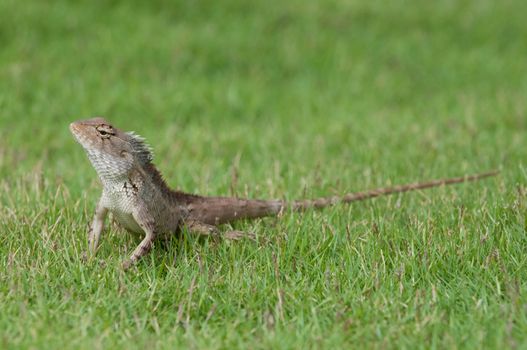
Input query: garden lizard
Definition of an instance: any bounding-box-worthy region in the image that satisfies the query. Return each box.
[70,117,499,269]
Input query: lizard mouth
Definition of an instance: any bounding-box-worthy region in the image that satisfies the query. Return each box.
[69,123,80,139]
[69,122,87,146]
[69,122,78,132]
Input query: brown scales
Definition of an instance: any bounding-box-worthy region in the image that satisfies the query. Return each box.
[70,117,499,269]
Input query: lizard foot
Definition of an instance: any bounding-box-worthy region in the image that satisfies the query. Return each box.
[121,259,135,271]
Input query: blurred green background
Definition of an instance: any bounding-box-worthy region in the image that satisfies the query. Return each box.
[2,0,525,185]
[1,0,526,348]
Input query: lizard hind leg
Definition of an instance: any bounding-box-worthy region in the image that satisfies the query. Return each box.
[183,220,254,241]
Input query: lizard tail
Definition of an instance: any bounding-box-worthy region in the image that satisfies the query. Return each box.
[290,170,500,211]
[186,170,499,225]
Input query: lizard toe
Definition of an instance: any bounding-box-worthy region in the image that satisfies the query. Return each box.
[121,259,134,271]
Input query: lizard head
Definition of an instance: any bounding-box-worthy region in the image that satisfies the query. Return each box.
[70,117,153,181]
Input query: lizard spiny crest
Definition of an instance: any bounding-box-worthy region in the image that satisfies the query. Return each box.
[126,131,154,164]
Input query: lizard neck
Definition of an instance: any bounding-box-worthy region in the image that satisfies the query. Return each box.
[98,161,172,194]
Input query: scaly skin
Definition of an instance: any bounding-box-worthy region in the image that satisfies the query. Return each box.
[70,117,499,269]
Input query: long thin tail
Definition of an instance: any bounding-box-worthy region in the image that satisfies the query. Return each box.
[291,170,500,210]
[185,170,499,225]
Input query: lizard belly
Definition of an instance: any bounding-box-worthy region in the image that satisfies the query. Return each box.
[112,209,143,233]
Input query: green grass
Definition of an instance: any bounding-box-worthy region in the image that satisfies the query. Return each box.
[1,0,527,348]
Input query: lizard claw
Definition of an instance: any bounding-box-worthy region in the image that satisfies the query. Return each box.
[81,251,98,263]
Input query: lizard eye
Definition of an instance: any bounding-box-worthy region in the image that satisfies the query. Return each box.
[96,124,115,138]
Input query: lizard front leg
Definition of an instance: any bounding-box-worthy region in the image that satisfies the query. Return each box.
[122,208,157,270]
[88,197,109,255]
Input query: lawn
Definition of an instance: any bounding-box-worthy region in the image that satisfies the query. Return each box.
[1,0,526,348]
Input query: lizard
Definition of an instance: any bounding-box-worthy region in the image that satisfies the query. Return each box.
[69,117,499,269]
